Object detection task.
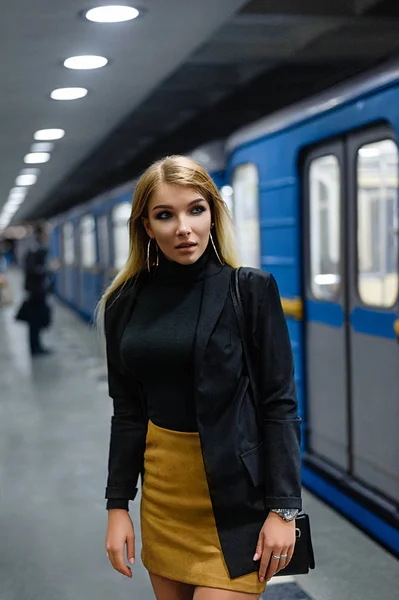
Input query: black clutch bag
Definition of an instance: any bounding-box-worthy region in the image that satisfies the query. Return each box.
[275,512,315,576]
[231,268,315,577]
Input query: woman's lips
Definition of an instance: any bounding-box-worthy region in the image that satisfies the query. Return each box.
[176,243,197,252]
[176,243,197,249]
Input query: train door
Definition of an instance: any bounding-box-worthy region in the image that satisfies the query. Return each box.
[347,128,399,502]
[304,127,399,504]
[304,143,349,470]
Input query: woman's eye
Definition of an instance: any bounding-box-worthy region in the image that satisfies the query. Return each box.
[155,211,171,220]
[192,206,205,215]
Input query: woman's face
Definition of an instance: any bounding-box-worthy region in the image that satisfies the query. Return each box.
[143,183,212,265]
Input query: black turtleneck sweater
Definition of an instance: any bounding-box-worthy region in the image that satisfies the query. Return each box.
[120,246,212,432]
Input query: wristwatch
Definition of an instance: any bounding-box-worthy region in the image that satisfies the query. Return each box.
[270,508,299,522]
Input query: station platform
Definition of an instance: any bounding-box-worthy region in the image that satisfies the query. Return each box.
[0,270,398,600]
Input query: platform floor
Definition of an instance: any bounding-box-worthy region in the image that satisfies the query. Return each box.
[0,270,398,600]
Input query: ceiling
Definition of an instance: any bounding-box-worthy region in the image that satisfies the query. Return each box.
[4,0,399,224]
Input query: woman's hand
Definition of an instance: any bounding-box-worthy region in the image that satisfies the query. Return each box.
[253,511,296,583]
[105,509,136,578]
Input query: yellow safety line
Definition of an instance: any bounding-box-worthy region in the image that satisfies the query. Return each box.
[281,297,304,321]
[394,318,399,339]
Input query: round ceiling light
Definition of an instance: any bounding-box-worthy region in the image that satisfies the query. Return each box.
[9,187,27,196]
[15,174,37,186]
[8,189,27,201]
[50,87,88,101]
[24,152,51,164]
[64,55,108,70]
[31,142,54,153]
[34,129,65,141]
[85,5,139,23]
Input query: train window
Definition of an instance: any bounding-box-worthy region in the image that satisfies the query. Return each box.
[63,222,75,266]
[309,155,341,301]
[98,215,109,267]
[80,215,96,268]
[357,139,398,307]
[112,202,131,269]
[220,185,234,218]
[232,164,260,268]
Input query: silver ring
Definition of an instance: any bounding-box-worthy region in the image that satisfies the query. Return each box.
[272,555,281,560]
[281,554,288,559]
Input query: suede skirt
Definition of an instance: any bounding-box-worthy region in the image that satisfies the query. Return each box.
[140,420,266,594]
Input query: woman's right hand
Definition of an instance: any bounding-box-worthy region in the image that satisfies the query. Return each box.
[105,509,135,578]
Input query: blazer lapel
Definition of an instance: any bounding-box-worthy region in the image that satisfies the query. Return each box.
[194,261,233,371]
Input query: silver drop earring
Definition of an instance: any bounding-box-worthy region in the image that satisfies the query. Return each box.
[209,230,224,266]
[147,238,159,273]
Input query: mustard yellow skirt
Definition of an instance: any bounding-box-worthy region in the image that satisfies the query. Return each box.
[140,420,266,594]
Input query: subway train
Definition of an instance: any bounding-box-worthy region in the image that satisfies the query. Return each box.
[50,60,399,556]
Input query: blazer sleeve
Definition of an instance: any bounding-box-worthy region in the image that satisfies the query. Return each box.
[104,299,147,511]
[253,272,302,510]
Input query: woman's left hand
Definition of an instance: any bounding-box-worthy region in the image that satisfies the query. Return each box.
[253,511,296,583]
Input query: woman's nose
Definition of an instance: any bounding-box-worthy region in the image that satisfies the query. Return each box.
[176,219,191,235]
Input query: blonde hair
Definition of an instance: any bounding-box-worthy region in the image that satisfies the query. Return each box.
[97,155,239,327]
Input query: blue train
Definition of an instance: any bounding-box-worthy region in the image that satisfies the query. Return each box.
[51,62,399,556]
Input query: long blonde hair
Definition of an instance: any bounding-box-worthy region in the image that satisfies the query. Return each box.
[97,155,239,326]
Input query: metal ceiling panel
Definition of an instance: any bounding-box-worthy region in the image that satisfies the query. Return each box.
[0,0,248,223]
[3,0,399,223]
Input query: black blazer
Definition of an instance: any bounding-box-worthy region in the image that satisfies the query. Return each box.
[104,259,302,579]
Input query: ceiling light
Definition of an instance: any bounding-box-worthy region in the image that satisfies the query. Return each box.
[0,219,11,230]
[34,129,65,141]
[64,55,108,70]
[16,174,37,186]
[9,187,27,198]
[3,204,19,216]
[85,5,139,23]
[51,87,88,100]
[31,142,54,153]
[8,192,26,203]
[20,168,40,176]
[24,152,51,164]
[7,197,24,206]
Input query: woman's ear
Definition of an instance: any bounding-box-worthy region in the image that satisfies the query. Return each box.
[142,217,153,239]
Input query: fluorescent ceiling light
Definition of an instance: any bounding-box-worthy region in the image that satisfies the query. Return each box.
[34,129,65,141]
[64,55,108,70]
[7,198,24,207]
[85,5,139,22]
[3,204,19,215]
[31,142,54,152]
[20,168,40,176]
[51,87,88,100]
[16,174,37,186]
[24,152,51,164]
[9,187,27,197]
[7,193,25,204]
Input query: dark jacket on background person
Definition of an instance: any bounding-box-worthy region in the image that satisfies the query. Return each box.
[104,260,302,579]
[16,245,52,331]
[24,245,50,296]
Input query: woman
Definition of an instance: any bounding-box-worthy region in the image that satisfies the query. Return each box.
[99,156,302,600]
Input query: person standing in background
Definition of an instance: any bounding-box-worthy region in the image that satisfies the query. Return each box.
[21,223,52,355]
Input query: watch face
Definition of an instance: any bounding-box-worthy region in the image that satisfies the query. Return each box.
[283,509,299,521]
